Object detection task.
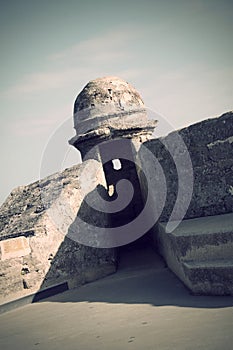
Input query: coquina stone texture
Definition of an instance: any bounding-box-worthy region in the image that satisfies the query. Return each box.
[0,160,116,304]
[0,76,232,303]
[141,111,233,221]
[138,111,233,295]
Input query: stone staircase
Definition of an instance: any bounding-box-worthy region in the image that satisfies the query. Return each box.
[156,213,233,295]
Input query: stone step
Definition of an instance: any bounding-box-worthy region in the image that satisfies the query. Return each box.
[158,213,233,262]
[155,213,233,295]
[181,259,233,295]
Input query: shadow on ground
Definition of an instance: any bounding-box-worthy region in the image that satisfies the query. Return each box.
[38,239,233,309]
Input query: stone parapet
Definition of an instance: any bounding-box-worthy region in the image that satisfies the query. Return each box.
[0,160,116,305]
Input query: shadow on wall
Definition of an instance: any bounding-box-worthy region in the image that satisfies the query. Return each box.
[141,111,233,222]
[32,182,233,310]
[32,112,233,306]
[31,171,148,303]
[28,144,145,303]
[31,184,117,303]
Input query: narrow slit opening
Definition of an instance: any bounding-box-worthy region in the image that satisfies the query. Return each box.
[112,159,122,170]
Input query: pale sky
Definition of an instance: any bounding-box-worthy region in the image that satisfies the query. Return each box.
[0,0,232,205]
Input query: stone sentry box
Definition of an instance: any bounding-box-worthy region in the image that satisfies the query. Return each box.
[69,76,157,247]
[0,76,233,306]
[0,76,157,305]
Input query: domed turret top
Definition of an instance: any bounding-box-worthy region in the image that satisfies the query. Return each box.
[69,76,157,153]
[72,76,147,132]
[74,76,145,117]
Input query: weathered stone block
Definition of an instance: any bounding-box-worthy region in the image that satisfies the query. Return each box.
[155,213,233,295]
[142,111,233,221]
[0,237,31,261]
[0,160,116,304]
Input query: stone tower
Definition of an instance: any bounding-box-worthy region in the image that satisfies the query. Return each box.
[69,76,157,244]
